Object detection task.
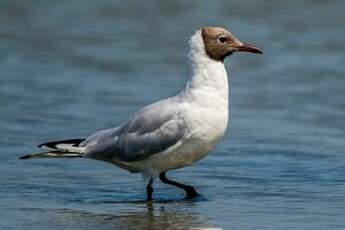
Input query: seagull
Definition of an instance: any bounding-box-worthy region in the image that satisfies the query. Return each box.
[20,26,262,201]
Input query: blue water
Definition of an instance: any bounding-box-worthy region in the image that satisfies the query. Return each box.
[1,0,345,229]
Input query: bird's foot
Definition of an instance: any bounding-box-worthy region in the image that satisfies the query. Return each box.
[183,189,200,201]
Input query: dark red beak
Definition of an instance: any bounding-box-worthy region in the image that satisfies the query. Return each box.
[236,43,263,54]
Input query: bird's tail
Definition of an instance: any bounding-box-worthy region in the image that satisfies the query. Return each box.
[19,151,82,159]
[19,138,86,160]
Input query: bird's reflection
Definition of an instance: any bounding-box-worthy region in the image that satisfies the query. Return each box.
[49,200,218,230]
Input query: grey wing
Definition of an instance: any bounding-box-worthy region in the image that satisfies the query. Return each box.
[81,101,188,162]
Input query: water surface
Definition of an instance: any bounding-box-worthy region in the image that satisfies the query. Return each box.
[1,0,345,229]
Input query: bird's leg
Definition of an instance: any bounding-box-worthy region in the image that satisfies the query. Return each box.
[146,178,153,201]
[159,172,199,199]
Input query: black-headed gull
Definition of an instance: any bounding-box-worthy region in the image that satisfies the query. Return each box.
[20,27,262,201]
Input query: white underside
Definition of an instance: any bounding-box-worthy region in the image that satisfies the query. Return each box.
[109,30,230,177]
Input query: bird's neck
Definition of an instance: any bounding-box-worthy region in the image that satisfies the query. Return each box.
[179,31,229,105]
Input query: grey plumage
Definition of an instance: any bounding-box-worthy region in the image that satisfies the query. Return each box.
[81,98,188,162]
[21,97,189,164]
[19,26,262,201]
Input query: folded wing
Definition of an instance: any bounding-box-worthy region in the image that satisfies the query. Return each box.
[81,101,188,162]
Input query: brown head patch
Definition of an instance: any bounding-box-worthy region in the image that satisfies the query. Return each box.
[201,27,242,62]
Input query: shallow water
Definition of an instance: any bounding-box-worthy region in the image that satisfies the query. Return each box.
[1,0,345,229]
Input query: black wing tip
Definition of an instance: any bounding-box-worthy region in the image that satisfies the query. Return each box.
[19,154,32,160]
[38,138,85,148]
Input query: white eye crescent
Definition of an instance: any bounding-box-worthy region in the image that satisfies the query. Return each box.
[217,36,228,44]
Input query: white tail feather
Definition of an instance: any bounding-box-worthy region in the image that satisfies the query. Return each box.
[19,151,82,160]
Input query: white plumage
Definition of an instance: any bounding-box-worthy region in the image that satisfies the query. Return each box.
[21,26,262,200]
[81,30,229,177]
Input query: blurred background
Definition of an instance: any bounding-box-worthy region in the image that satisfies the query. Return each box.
[1,0,345,229]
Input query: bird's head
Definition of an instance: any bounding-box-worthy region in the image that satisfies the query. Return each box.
[190,26,263,62]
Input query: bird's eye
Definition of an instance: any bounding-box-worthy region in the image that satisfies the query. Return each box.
[217,36,228,44]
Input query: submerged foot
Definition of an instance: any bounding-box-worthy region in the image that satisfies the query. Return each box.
[183,188,200,200]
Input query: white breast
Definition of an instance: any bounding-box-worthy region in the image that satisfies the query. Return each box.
[181,29,230,147]
[118,30,230,176]
[142,30,230,173]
